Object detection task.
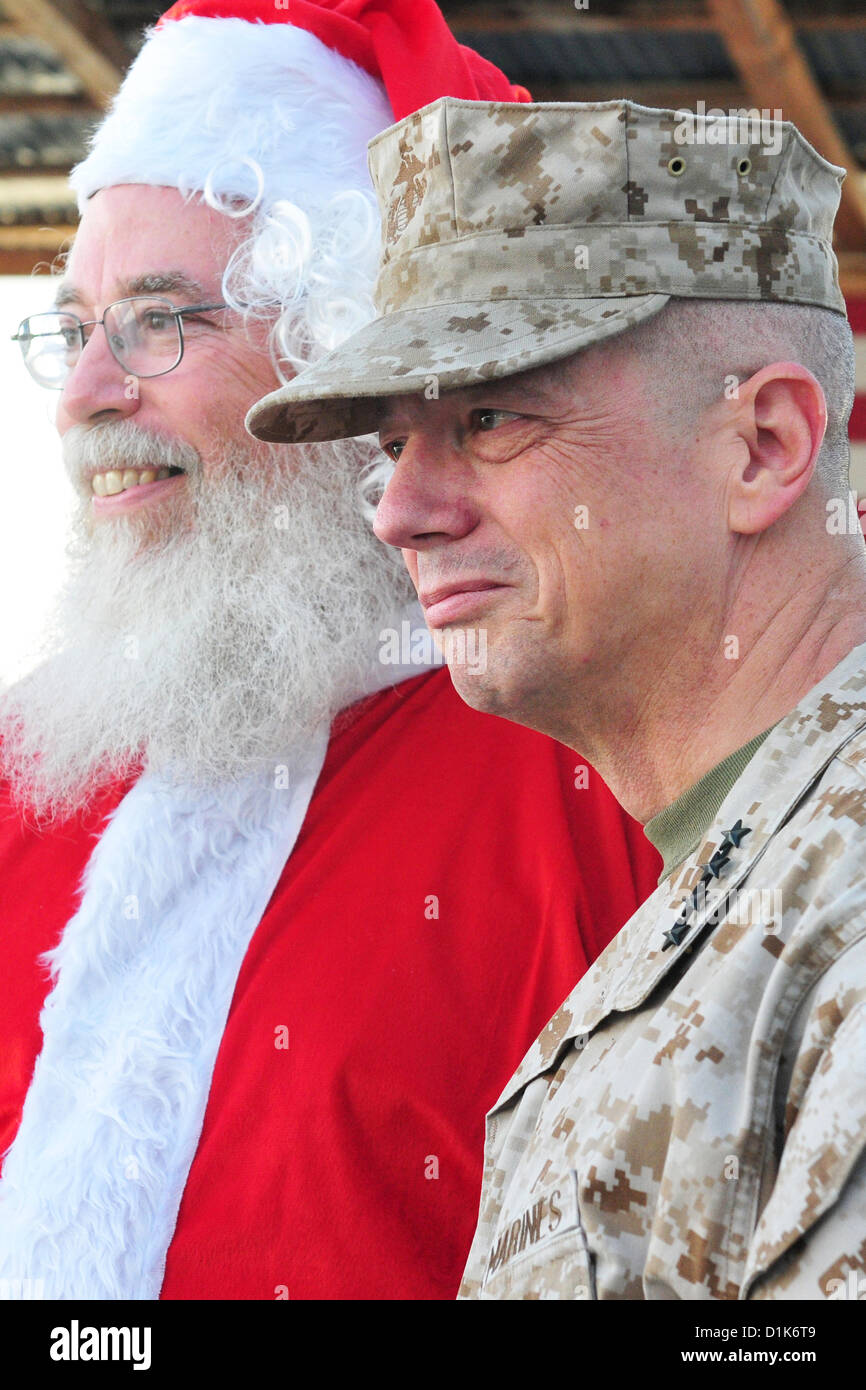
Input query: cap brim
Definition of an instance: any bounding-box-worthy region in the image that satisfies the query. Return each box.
[247,293,671,444]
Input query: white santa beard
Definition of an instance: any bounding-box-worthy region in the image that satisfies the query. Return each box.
[0,421,412,820]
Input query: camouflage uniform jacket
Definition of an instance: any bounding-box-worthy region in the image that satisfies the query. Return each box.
[460,642,866,1301]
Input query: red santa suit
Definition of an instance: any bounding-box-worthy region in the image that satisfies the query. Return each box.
[0,2,663,1300]
[0,661,659,1300]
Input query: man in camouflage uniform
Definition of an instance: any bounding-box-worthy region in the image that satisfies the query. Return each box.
[248,98,866,1300]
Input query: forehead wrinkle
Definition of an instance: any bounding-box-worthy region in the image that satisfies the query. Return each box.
[471,370,568,411]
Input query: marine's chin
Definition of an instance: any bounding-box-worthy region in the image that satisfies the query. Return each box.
[446,665,504,718]
[446,635,567,738]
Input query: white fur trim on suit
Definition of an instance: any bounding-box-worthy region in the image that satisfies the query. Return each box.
[0,736,329,1300]
[0,607,427,1299]
[69,16,393,213]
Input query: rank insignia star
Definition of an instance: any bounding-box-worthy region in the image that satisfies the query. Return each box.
[661,821,752,951]
[705,849,731,878]
[723,819,751,849]
[662,920,691,951]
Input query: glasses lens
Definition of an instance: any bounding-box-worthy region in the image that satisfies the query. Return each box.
[105,298,181,377]
[17,313,81,388]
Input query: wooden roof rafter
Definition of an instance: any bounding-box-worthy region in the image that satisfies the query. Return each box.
[443,1,866,37]
[2,0,125,109]
[705,0,866,249]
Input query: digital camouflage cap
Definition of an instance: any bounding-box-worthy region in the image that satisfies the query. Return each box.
[247,96,847,445]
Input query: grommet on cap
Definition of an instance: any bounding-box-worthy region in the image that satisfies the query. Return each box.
[667,155,686,177]
[736,156,752,177]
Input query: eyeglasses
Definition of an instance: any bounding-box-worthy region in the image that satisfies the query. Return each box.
[11,296,229,389]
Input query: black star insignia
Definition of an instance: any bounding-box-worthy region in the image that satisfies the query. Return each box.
[662,920,691,951]
[723,819,751,849]
[660,821,751,951]
[706,849,731,878]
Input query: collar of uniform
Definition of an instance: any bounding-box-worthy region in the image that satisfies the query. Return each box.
[492,640,866,1113]
[644,727,774,883]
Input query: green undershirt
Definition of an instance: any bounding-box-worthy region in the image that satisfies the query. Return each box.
[644,728,775,884]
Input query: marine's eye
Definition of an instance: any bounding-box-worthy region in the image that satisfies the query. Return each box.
[381,438,405,462]
[475,408,520,431]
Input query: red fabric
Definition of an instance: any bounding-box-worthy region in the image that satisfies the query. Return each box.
[0,669,659,1299]
[0,767,139,1151]
[847,296,866,445]
[158,0,532,118]
[847,297,866,337]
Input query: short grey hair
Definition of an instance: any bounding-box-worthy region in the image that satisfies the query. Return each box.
[615,298,856,497]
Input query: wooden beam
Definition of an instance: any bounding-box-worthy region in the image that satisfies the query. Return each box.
[49,0,132,69]
[3,0,126,107]
[839,251,866,300]
[0,95,95,114]
[527,81,866,123]
[445,2,866,36]
[527,81,748,109]
[706,0,866,249]
[829,90,866,112]
[797,15,866,31]
[0,222,75,275]
[444,2,716,33]
[0,166,80,180]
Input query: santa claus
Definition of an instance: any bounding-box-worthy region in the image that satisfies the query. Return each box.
[0,0,660,1300]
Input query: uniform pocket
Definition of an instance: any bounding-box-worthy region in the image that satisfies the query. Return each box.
[478,1170,596,1301]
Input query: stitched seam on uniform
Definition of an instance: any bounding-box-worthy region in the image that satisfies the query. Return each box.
[762,128,791,221]
[786,121,846,177]
[482,1223,590,1288]
[624,101,633,223]
[832,747,866,784]
[733,913,866,1294]
[443,100,459,244]
[738,933,866,1298]
[772,724,866,836]
[379,220,832,254]
[373,293,664,311]
[726,962,798,1299]
[376,288,834,311]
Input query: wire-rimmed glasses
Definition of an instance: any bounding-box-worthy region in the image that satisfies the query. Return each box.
[12,296,228,389]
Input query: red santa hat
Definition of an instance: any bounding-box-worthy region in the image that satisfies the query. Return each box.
[69,0,530,213]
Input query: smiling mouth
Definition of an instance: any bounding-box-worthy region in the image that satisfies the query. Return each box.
[420,581,509,627]
[90,466,185,497]
[421,580,502,605]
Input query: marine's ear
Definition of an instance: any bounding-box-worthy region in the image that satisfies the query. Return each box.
[725,362,827,536]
